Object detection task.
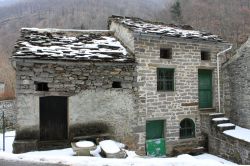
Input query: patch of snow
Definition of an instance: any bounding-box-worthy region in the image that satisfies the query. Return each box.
[90,145,102,157]
[223,126,250,143]
[212,118,229,121]
[217,123,235,127]
[0,131,15,153]
[115,142,126,149]
[99,140,120,154]
[194,153,237,165]
[0,131,239,166]
[21,27,112,33]
[75,141,95,148]
[209,113,224,116]
[120,18,221,41]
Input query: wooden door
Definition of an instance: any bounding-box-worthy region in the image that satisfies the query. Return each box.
[198,70,213,108]
[40,96,68,141]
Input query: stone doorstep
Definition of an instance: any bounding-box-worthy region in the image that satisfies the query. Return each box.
[217,123,236,132]
[38,140,70,151]
[211,118,230,125]
[13,139,38,154]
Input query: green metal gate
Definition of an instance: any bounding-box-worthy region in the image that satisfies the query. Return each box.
[198,70,213,108]
[146,120,166,157]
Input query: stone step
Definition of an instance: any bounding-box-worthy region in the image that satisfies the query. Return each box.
[211,117,230,125]
[38,140,70,151]
[209,113,225,120]
[217,123,236,132]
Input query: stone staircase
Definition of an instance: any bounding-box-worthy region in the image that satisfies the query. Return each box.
[209,113,236,132]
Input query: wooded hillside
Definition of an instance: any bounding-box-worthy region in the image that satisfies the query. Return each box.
[0,0,249,99]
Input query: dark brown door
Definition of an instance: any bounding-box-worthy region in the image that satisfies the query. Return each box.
[40,96,68,141]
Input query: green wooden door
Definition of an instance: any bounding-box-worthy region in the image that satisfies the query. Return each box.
[146,120,166,156]
[198,70,213,108]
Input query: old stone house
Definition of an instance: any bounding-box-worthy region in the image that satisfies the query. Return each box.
[12,16,230,155]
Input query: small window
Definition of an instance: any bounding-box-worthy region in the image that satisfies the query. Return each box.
[201,51,210,60]
[157,68,174,91]
[35,82,49,91]
[160,48,172,59]
[180,118,195,139]
[112,81,122,88]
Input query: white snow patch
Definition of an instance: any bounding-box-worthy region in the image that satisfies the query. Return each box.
[194,153,237,165]
[212,118,229,121]
[0,131,15,153]
[75,141,95,148]
[99,140,120,154]
[217,123,235,127]
[0,131,239,166]
[224,126,250,143]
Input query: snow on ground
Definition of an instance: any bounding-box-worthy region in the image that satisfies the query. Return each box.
[224,126,250,143]
[0,131,15,153]
[194,153,237,165]
[0,131,239,166]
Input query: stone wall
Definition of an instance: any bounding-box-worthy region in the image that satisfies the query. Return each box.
[14,59,138,152]
[132,33,225,155]
[222,37,250,129]
[209,131,250,165]
[0,100,16,129]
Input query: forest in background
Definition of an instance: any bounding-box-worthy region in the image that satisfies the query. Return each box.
[0,0,250,99]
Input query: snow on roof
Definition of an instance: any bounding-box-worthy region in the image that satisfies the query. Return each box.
[12,28,134,63]
[110,16,224,42]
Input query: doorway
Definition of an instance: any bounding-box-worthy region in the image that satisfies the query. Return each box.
[198,69,213,108]
[40,96,68,141]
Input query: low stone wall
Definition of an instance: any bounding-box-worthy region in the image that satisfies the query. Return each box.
[0,100,16,129]
[201,113,250,165]
[209,131,250,164]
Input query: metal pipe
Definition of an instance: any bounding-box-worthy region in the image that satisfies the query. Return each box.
[217,45,232,113]
[2,111,5,151]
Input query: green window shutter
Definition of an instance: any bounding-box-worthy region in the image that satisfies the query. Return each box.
[157,68,174,91]
[146,120,165,140]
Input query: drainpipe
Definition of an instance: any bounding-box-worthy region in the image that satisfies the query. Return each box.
[217,45,232,113]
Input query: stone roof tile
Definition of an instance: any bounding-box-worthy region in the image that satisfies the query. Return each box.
[13,28,134,63]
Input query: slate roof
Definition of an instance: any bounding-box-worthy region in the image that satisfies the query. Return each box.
[13,28,134,62]
[110,16,224,42]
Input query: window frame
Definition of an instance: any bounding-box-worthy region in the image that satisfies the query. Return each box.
[157,68,175,92]
[201,50,211,61]
[35,82,49,91]
[179,118,195,139]
[160,48,172,59]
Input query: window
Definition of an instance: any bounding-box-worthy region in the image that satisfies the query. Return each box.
[180,118,195,139]
[160,48,172,59]
[35,82,49,91]
[201,51,210,60]
[112,81,122,88]
[157,68,174,91]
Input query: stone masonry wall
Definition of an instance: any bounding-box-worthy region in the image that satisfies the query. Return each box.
[222,38,250,129]
[133,34,225,155]
[209,130,250,165]
[14,60,138,148]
